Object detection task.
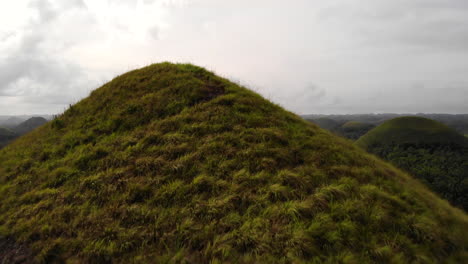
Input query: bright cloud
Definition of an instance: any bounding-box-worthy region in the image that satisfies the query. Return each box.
[0,0,467,114]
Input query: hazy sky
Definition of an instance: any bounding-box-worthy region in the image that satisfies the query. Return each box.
[1,0,467,115]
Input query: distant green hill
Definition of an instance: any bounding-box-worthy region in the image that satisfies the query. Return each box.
[341,121,363,129]
[307,119,374,140]
[0,116,24,128]
[357,117,468,210]
[308,117,341,130]
[12,117,48,136]
[0,117,48,149]
[336,121,374,140]
[356,116,467,148]
[302,114,468,135]
[0,64,467,263]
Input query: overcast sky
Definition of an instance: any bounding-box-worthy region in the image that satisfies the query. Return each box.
[0,0,467,115]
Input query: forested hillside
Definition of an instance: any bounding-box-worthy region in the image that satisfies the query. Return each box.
[357,117,468,210]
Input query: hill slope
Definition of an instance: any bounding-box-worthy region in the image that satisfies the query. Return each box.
[357,117,468,210]
[0,63,467,263]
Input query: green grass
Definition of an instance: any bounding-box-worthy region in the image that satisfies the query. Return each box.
[0,63,467,263]
[356,116,467,149]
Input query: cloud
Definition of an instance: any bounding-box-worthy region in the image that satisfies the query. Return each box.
[108,0,138,8]
[29,0,57,23]
[148,25,160,40]
[0,0,467,114]
[303,84,326,102]
[0,32,16,42]
[0,0,96,112]
[319,0,468,52]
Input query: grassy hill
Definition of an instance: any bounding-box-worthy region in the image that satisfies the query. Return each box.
[306,119,374,141]
[12,117,48,136]
[341,121,366,129]
[356,116,467,149]
[0,63,467,263]
[337,121,375,140]
[0,117,48,149]
[303,114,468,135]
[357,117,468,211]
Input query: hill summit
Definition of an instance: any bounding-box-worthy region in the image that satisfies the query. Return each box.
[0,63,467,263]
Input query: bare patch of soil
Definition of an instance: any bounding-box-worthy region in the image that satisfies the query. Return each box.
[0,237,34,264]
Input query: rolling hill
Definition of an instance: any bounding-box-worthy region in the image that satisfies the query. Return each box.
[0,117,49,149]
[357,117,468,210]
[12,117,48,136]
[336,121,375,140]
[0,116,24,129]
[356,117,467,149]
[307,119,374,141]
[308,117,342,131]
[303,114,468,135]
[0,63,467,263]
